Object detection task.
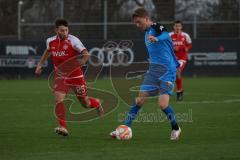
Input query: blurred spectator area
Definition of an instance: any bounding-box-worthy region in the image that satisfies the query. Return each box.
[0,0,239,40]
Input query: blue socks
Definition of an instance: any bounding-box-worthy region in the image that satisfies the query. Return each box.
[123,104,141,127]
[123,104,179,130]
[162,106,179,130]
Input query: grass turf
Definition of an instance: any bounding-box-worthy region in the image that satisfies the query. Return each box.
[0,77,240,160]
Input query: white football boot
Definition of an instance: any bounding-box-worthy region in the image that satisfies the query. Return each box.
[109,130,117,139]
[54,127,69,136]
[170,127,181,140]
[96,105,104,117]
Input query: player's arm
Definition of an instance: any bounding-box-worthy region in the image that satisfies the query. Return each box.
[185,43,192,52]
[35,49,50,75]
[148,23,169,42]
[148,32,169,42]
[78,49,90,66]
[185,33,192,52]
[72,36,90,67]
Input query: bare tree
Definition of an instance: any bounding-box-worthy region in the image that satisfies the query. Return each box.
[175,0,220,20]
[0,0,18,36]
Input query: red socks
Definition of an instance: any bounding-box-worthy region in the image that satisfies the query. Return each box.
[77,96,100,108]
[54,97,100,128]
[55,102,67,128]
[88,97,100,108]
[176,77,183,92]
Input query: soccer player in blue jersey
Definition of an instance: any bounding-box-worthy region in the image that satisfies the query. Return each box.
[110,8,181,140]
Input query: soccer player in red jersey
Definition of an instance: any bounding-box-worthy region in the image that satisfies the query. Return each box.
[35,19,104,136]
[169,21,192,101]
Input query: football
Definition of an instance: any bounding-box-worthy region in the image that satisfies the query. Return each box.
[115,125,132,140]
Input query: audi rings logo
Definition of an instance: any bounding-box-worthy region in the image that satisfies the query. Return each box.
[89,40,134,67]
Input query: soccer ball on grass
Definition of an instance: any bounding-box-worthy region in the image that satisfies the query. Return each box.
[115,125,132,140]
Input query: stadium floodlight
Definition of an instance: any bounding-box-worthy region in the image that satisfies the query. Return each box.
[19,1,23,5]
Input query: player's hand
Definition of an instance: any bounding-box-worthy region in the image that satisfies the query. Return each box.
[148,35,158,42]
[78,60,86,67]
[184,47,189,52]
[35,64,43,75]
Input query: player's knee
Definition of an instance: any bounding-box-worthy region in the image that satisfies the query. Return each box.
[159,95,169,109]
[55,99,62,104]
[159,99,169,109]
[135,97,145,106]
[177,71,181,78]
[54,92,65,104]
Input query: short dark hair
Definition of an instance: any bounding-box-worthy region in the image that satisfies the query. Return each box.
[55,19,69,28]
[132,7,149,19]
[174,20,182,24]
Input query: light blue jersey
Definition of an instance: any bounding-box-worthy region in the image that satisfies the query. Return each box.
[140,23,179,95]
[145,26,179,71]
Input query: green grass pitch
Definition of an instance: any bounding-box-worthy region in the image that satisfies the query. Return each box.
[0,77,240,160]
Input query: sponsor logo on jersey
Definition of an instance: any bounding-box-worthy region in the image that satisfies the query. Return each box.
[63,44,68,50]
[52,51,66,56]
[173,41,184,45]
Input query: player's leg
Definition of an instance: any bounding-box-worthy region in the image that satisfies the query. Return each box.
[159,93,179,130]
[54,91,69,136]
[77,95,104,116]
[110,91,149,138]
[53,77,71,136]
[123,91,149,127]
[110,69,157,138]
[176,60,186,101]
[159,81,181,140]
[122,75,158,127]
[176,68,183,101]
[72,84,104,116]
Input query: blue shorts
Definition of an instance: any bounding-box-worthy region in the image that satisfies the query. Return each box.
[140,64,176,96]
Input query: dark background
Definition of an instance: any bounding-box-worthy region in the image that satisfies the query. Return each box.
[0,0,239,78]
